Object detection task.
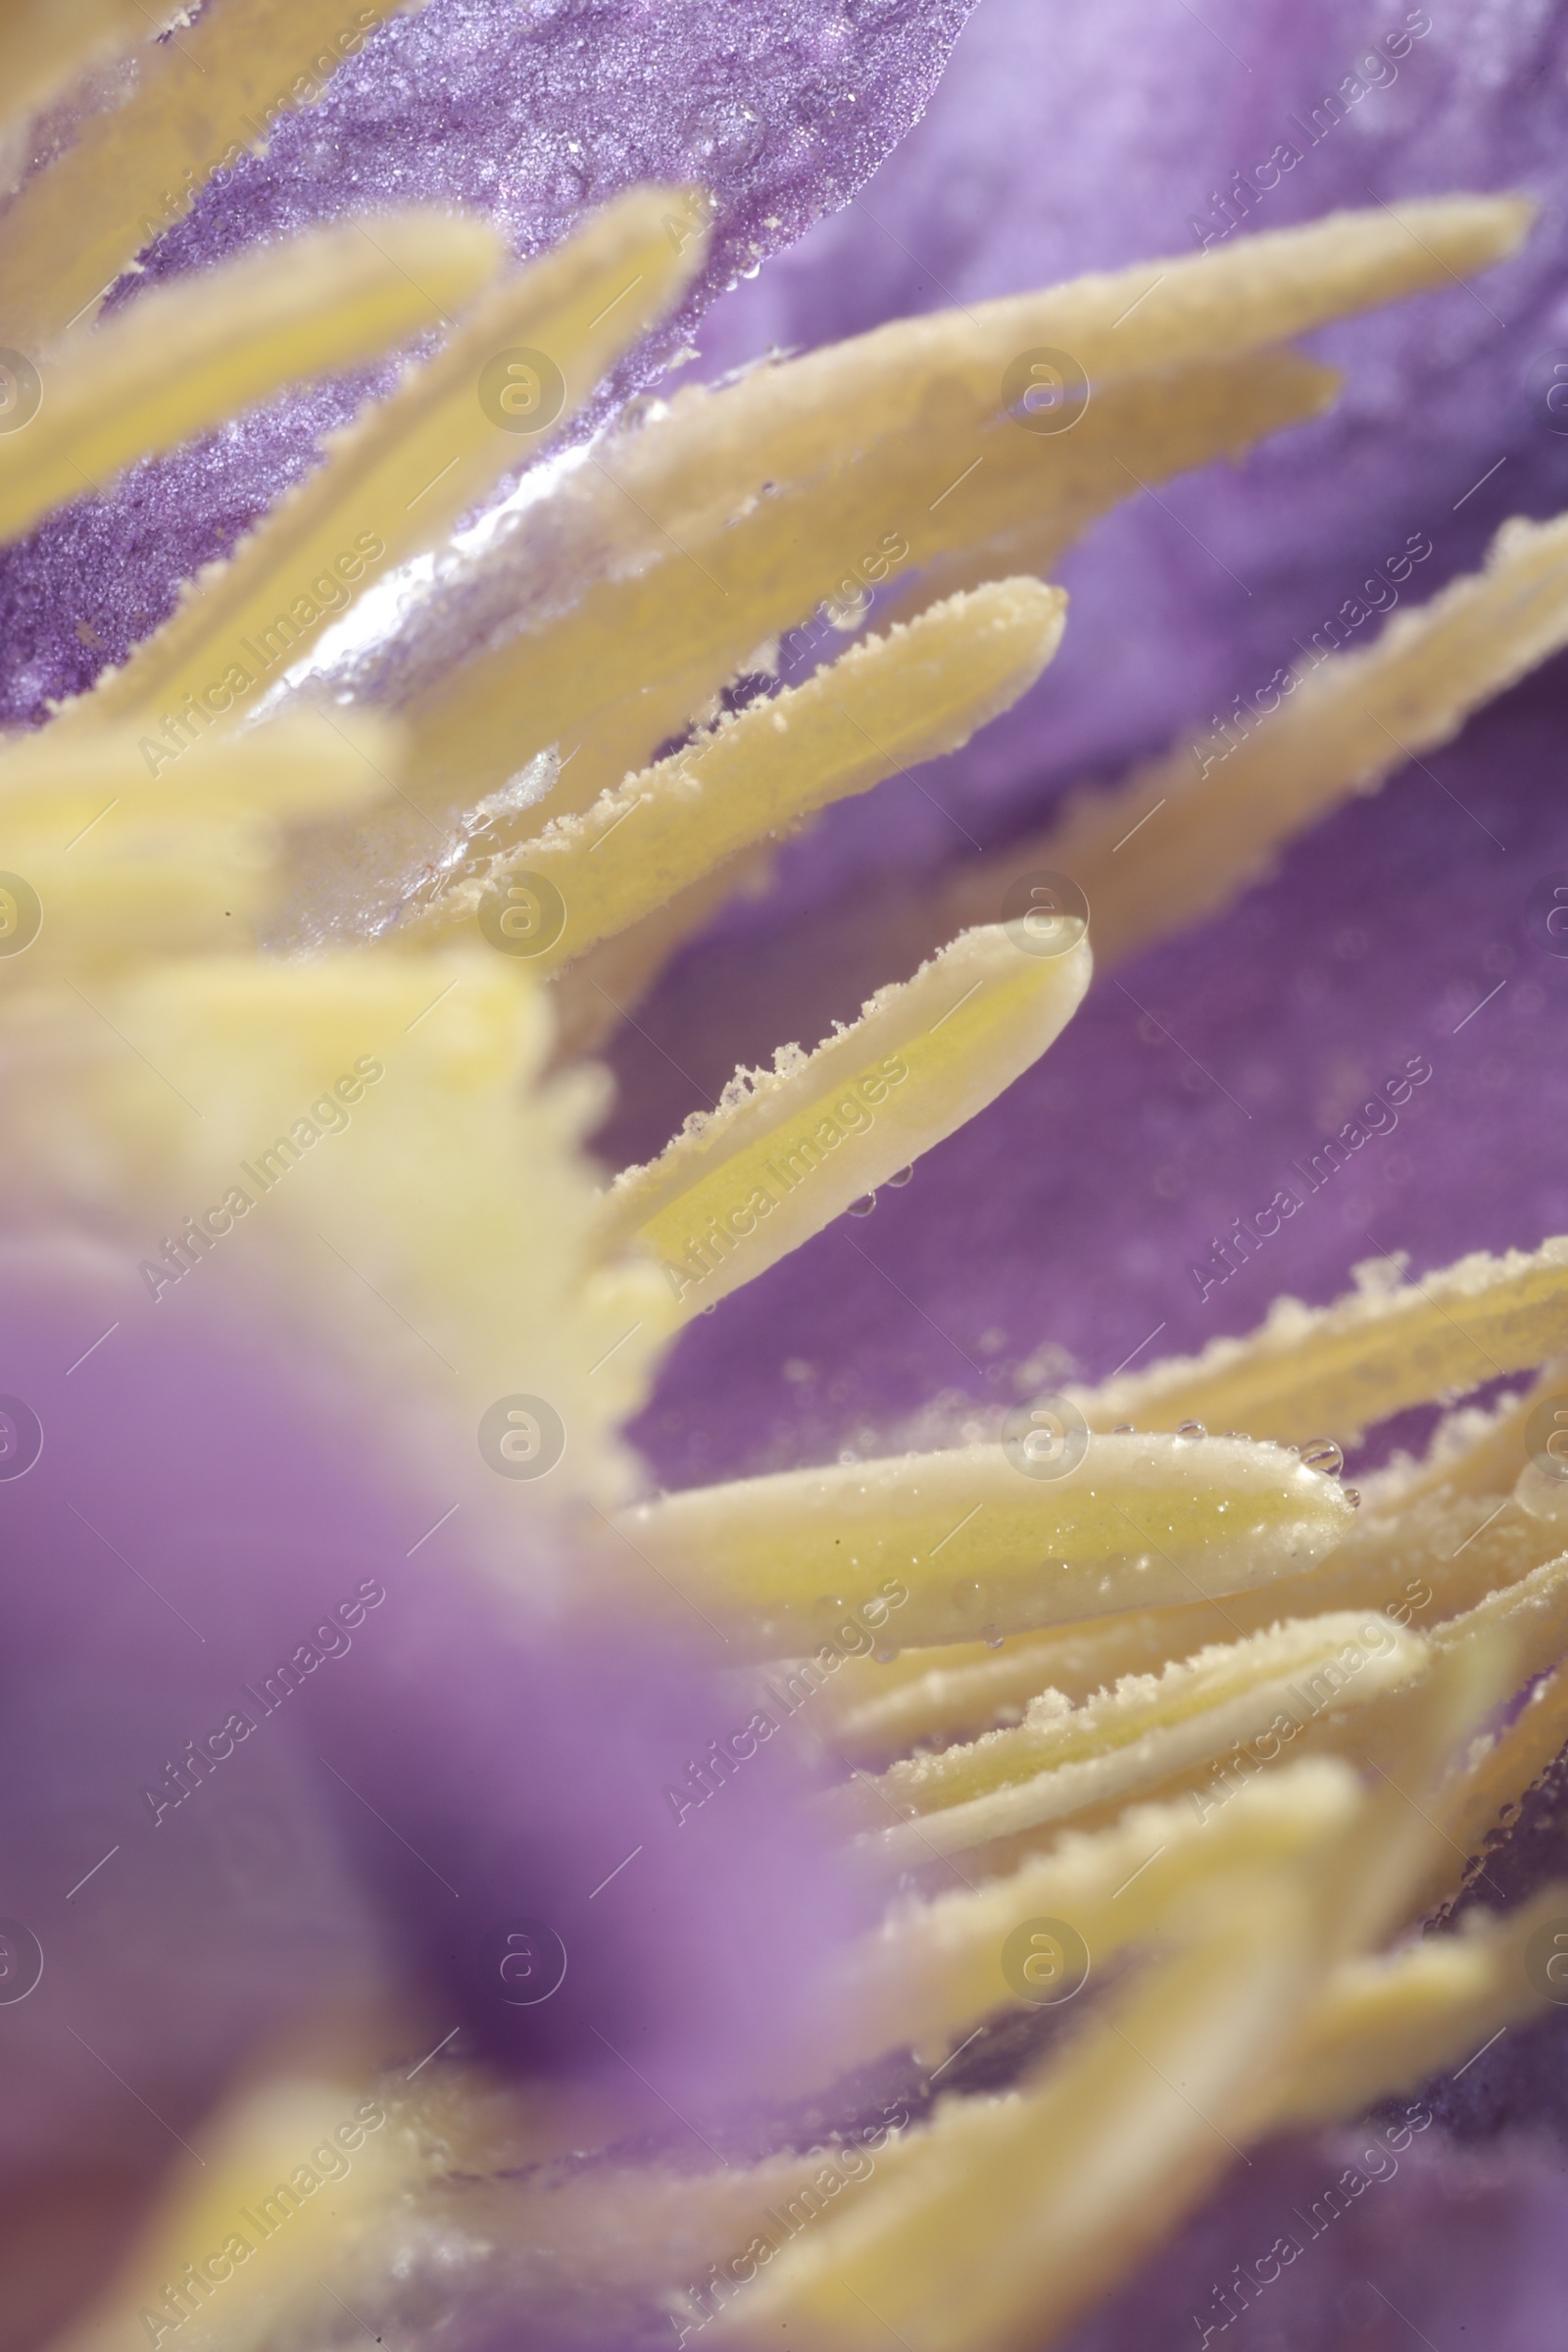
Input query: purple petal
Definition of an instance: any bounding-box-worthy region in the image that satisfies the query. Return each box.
[0,1242,864,2336]
[1059,2118,1568,2352]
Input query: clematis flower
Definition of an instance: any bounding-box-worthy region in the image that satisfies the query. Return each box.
[5,9,1568,2352]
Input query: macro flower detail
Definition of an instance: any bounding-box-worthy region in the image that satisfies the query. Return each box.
[0,0,977,724]
[7,8,1568,2352]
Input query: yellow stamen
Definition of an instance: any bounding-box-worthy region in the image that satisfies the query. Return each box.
[602,922,1090,1318]
[0,713,394,975]
[71,187,707,728]
[1416,1659,1568,1916]
[840,1615,1424,1862]
[1083,1239,1568,1446]
[391,195,1529,834]
[0,0,430,350]
[400,351,1337,833]
[403,579,1066,969]
[0,0,166,144]
[1276,1893,1564,2127]
[936,514,1568,968]
[0,213,505,546]
[51,2067,401,2352]
[760,1762,1359,2101]
[820,1479,1558,1761]
[722,1880,1320,2352]
[0,108,1555,2352]
[618,1432,1353,1656]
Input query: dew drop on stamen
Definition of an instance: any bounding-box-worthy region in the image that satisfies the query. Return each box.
[886,1166,914,1188]
[1301,1439,1345,1476]
[1513,1462,1568,1524]
[1112,1422,1136,1435]
[849,1193,877,1217]
[1175,1419,1206,1440]
[1344,1488,1361,1508]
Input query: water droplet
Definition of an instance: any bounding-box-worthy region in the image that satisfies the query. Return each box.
[1514,1462,1568,1525]
[1344,1487,1361,1509]
[1175,1420,1206,1440]
[886,1166,914,1188]
[982,1625,1004,1649]
[1301,1439,1344,1476]
[1112,1422,1136,1435]
[848,1193,877,1217]
[1223,1430,1250,1442]
[874,1644,901,1665]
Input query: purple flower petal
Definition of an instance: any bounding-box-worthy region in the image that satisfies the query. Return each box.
[0,1243,865,2335]
[1059,2119,1568,2352]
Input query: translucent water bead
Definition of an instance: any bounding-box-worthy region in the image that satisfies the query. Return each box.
[1514,1461,1568,1525]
